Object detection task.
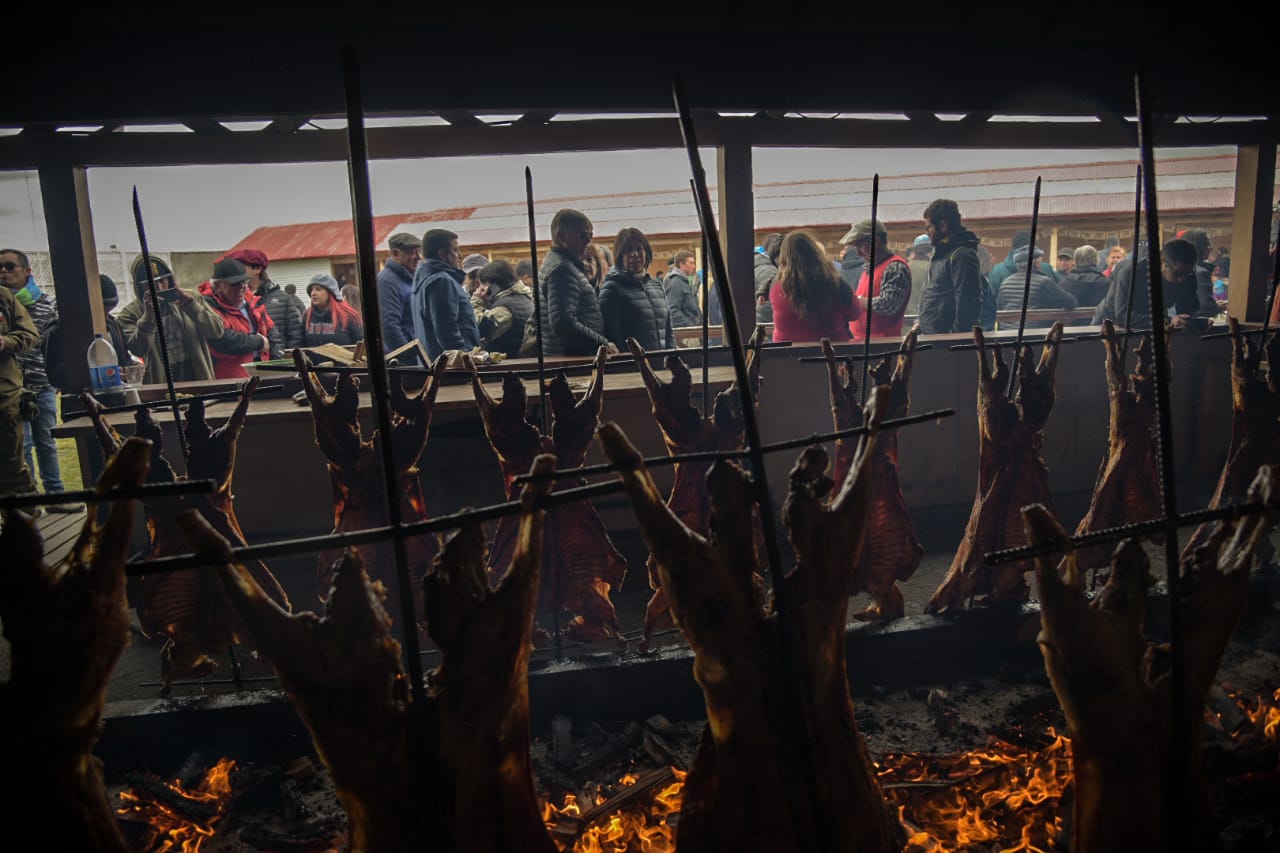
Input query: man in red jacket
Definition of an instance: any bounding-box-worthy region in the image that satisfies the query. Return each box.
[200,257,282,378]
[846,219,912,339]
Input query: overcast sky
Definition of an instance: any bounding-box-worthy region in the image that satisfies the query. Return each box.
[0,146,1231,253]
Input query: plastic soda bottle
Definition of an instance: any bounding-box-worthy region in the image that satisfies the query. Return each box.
[88,333,123,392]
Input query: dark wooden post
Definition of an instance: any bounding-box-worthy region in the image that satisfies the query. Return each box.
[715,137,757,341]
[37,164,105,394]
[1227,142,1277,323]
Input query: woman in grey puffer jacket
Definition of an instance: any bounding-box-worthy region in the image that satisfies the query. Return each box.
[600,228,675,351]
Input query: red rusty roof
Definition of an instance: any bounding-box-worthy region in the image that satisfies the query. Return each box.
[226,208,477,261]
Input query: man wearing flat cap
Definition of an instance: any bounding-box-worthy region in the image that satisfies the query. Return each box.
[378,232,422,355]
[847,219,913,339]
[118,255,225,384]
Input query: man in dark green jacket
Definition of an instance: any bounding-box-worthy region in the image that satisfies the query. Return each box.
[0,282,39,495]
[917,199,985,335]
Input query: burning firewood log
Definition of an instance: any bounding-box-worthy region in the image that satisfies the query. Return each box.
[1182,320,1280,566]
[627,326,765,647]
[0,438,152,853]
[292,349,449,630]
[1071,320,1163,575]
[1021,464,1279,853]
[822,326,924,620]
[467,347,627,644]
[83,380,290,688]
[926,322,1065,614]
[178,455,562,853]
[595,386,905,853]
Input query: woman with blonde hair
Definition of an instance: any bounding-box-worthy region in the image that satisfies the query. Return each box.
[769,230,858,343]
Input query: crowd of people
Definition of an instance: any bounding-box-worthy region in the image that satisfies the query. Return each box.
[0,198,1245,507]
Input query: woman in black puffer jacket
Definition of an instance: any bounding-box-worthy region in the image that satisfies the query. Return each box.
[599,228,676,351]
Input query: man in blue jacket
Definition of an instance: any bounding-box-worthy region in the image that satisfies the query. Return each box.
[411,228,481,361]
[377,232,421,355]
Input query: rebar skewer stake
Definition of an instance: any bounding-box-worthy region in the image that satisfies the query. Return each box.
[673,75,832,852]
[861,175,879,403]
[1135,66,1188,852]
[132,187,188,462]
[1247,250,1280,374]
[525,167,550,434]
[1122,164,1144,358]
[63,384,285,421]
[1007,176,1043,401]
[701,222,711,418]
[340,47,427,708]
[0,478,215,510]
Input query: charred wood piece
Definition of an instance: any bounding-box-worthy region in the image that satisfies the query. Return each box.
[927,322,1065,613]
[1022,464,1280,853]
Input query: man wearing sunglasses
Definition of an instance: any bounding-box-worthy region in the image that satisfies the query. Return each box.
[0,249,78,511]
[0,258,39,497]
[537,209,617,356]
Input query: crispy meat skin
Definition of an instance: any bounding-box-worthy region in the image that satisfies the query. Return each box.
[627,327,765,645]
[83,380,289,684]
[0,438,151,853]
[1022,465,1278,853]
[926,322,1064,613]
[1183,321,1280,564]
[823,326,924,620]
[1072,320,1163,571]
[597,388,903,853]
[468,347,626,643]
[294,350,447,630]
[180,456,560,853]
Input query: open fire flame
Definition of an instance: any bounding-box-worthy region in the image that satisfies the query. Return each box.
[117,757,237,853]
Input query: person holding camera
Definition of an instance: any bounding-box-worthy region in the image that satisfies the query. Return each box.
[119,256,225,384]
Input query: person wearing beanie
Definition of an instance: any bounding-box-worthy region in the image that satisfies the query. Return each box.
[41,274,133,393]
[118,255,224,384]
[226,248,304,348]
[200,256,282,379]
[303,274,365,347]
[411,229,481,360]
[995,246,1078,326]
[471,259,533,357]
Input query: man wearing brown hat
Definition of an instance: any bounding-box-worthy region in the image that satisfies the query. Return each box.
[378,232,422,354]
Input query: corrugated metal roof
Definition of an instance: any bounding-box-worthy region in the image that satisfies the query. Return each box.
[233,153,1259,257]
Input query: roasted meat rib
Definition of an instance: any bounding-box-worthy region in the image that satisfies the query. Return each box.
[1182,320,1280,566]
[596,388,904,853]
[926,322,1065,613]
[0,438,151,853]
[293,350,448,631]
[1072,320,1163,573]
[628,327,765,646]
[83,380,289,686]
[179,456,561,853]
[1022,465,1279,853]
[468,347,627,644]
[822,327,924,620]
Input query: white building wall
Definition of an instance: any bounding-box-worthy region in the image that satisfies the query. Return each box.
[267,258,334,292]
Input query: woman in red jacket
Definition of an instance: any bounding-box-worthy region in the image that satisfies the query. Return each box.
[769,231,859,343]
[200,257,282,379]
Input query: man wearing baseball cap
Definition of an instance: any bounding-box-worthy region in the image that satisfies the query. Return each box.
[461,253,490,295]
[226,248,303,349]
[846,219,913,339]
[378,232,422,355]
[200,257,282,378]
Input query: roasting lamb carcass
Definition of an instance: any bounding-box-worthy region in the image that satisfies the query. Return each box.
[822,327,924,620]
[0,438,151,853]
[467,347,627,644]
[1182,320,1280,566]
[1072,320,1163,574]
[1022,464,1279,853]
[926,322,1065,613]
[83,380,290,687]
[179,455,561,853]
[596,387,904,853]
[293,350,448,631]
[627,326,765,646]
